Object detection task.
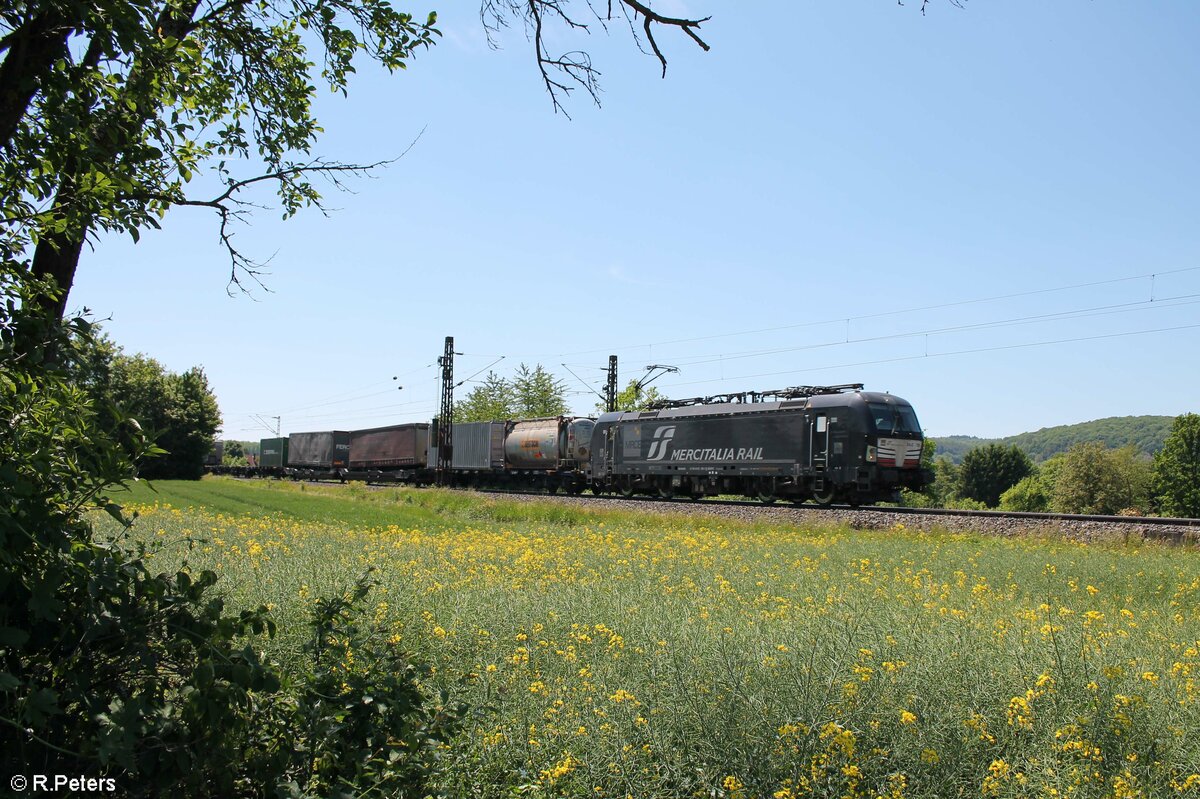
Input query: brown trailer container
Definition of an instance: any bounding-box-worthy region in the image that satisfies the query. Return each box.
[349,424,431,470]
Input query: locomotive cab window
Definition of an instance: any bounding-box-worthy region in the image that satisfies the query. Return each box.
[868,403,922,435]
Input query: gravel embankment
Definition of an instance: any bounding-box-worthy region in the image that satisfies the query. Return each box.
[481,492,1199,545]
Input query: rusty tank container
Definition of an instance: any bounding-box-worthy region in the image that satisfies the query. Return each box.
[503,417,596,470]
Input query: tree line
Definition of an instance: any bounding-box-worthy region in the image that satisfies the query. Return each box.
[907,415,1200,518]
[454,367,661,422]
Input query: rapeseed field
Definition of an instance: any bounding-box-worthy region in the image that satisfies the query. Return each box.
[113,479,1200,798]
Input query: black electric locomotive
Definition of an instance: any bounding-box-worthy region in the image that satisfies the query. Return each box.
[586,384,927,505]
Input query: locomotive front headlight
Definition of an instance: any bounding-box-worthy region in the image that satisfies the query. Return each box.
[866,445,877,462]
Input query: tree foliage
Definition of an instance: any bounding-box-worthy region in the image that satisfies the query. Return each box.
[512,363,569,417]
[957,444,1033,508]
[1,267,462,795]
[455,364,570,422]
[1,0,440,319]
[999,474,1052,513]
[1051,442,1153,516]
[107,354,223,479]
[1152,413,1200,518]
[454,370,517,423]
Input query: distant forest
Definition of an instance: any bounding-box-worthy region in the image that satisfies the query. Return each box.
[931,416,1177,464]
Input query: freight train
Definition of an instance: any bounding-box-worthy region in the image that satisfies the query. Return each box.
[211,384,929,506]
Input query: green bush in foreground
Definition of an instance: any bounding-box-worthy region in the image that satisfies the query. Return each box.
[1,270,460,796]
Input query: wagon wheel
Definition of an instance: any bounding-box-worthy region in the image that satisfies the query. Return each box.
[756,478,777,505]
[812,486,836,507]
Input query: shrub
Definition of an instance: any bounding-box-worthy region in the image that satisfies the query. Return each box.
[999,475,1051,512]
[1052,442,1153,515]
[0,269,462,796]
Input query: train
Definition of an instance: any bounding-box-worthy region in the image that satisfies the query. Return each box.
[210,384,930,506]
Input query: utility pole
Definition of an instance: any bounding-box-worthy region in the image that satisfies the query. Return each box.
[605,355,618,413]
[436,336,455,484]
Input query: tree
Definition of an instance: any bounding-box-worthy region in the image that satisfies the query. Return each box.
[1051,442,1153,516]
[511,363,569,417]
[1153,413,1200,517]
[455,371,517,422]
[0,1,714,323]
[957,444,1033,508]
[88,350,222,479]
[454,364,570,421]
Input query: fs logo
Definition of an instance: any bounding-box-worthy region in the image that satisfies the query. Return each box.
[645,426,676,461]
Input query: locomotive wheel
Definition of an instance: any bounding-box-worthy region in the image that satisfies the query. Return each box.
[756,478,777,505]
[812,487,836,506]
[619,483,636,498]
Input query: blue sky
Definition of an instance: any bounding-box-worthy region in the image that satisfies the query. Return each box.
[70,1,1200,441]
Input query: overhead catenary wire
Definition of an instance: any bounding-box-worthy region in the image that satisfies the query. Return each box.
[223,265,1200,434]
[647,293,1200,370]
[551,265,1200,358]
[649,322,1200,394]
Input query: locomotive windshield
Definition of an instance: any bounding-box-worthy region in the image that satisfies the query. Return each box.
[868,402,922,435]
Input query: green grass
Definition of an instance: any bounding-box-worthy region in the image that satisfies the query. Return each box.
[102,477,1200,799]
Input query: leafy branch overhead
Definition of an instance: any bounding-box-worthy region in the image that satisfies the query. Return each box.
[0,0,441,319]
[0,0,718,319]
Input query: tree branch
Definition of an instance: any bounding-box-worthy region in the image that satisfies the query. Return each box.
[618,0,709,77]
[171,130,423,295]
[481,1,710,114]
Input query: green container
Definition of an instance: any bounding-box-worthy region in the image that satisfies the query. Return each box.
[259,437,289,469]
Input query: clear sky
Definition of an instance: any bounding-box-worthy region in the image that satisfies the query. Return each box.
[70,1,1200,441]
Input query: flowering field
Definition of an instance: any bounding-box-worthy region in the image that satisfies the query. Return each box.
[113,479,1200,798]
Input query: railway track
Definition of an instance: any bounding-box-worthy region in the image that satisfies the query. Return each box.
[257,477,1200,545]
[467,487,1200,544]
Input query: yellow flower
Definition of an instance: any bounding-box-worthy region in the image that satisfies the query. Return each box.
[899,710,917,725]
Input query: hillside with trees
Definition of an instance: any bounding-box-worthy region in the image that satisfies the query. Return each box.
[931,416,1176,464]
